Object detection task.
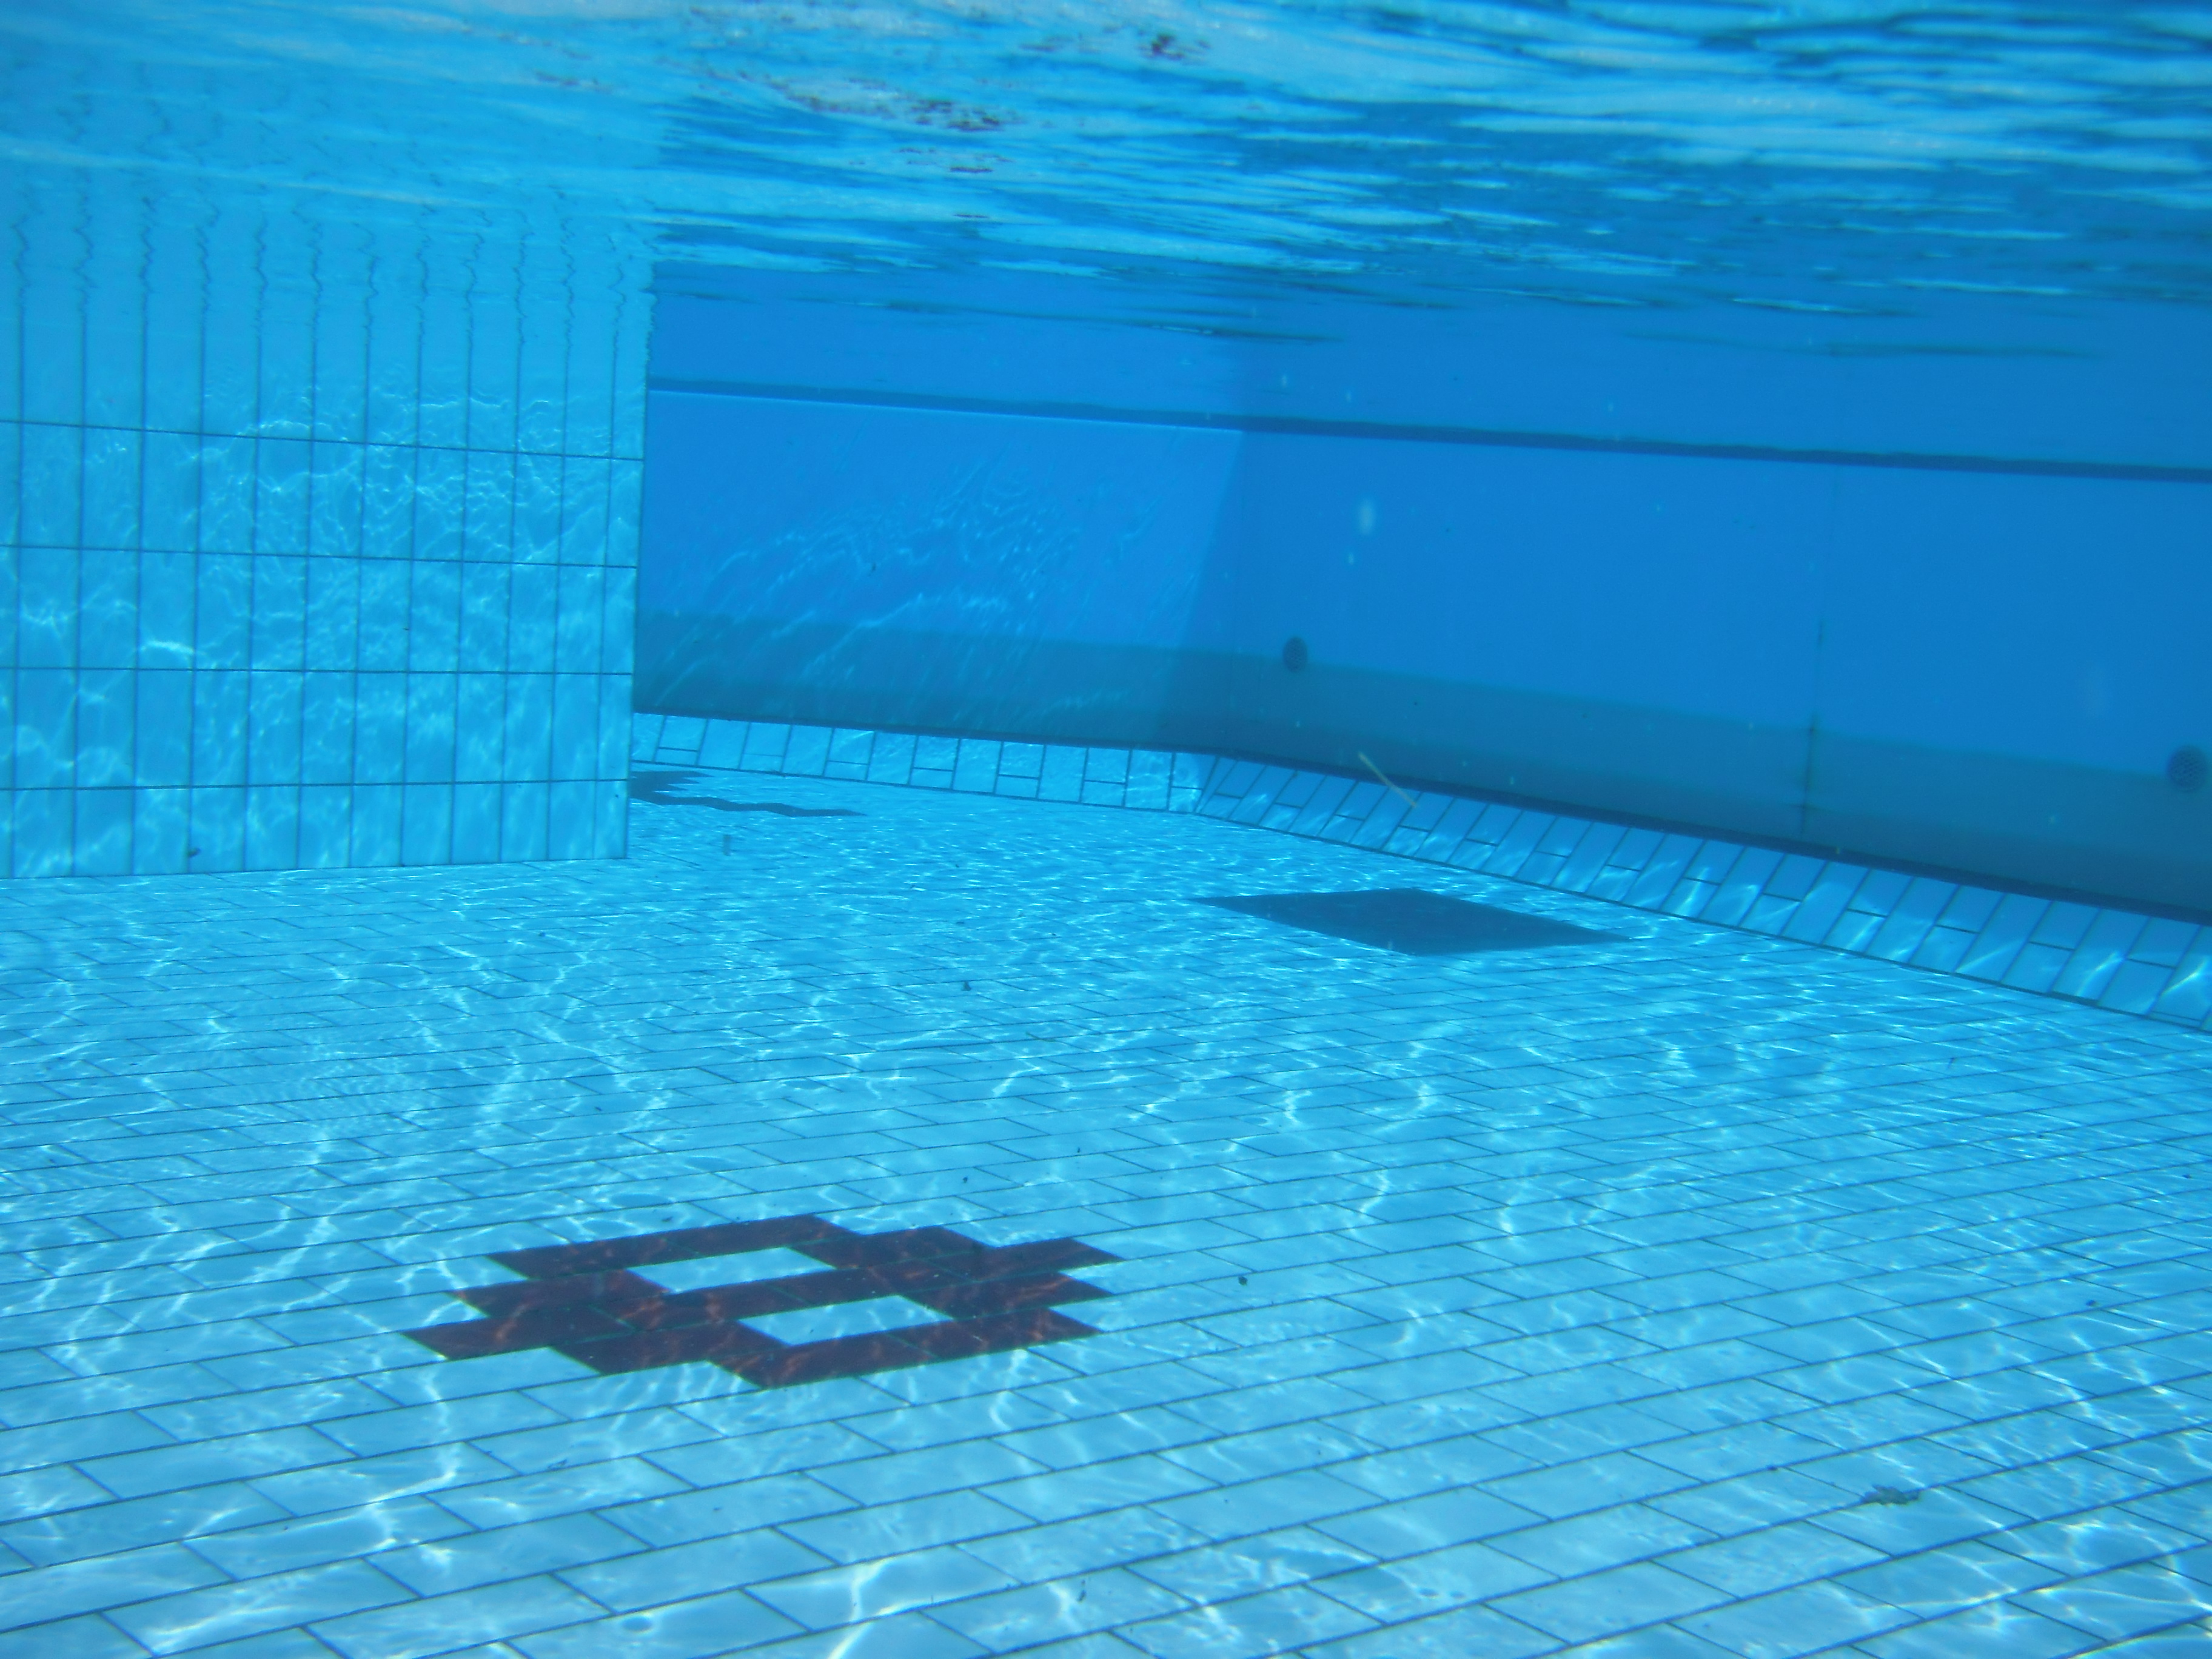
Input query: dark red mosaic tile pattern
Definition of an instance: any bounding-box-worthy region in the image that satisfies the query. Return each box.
[403,1216,1119,1387]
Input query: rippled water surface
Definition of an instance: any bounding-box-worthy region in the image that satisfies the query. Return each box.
[9,1,2211,314]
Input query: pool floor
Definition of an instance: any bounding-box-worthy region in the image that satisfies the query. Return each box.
[2,771,2209,1659]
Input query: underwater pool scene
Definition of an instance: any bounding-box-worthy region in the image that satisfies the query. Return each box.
[5,2,2212,1656]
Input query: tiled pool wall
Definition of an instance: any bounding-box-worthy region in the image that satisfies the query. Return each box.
[2,102,647,878]
[637,712,2212,1033]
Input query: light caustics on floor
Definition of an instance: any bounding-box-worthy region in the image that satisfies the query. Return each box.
[1,769,2208,1658]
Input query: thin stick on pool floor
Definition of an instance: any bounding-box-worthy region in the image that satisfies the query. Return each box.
[1358,751,1418,810]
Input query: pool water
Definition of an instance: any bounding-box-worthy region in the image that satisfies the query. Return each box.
[4,3,2211,1657]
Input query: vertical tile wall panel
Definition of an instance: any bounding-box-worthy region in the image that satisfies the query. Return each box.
[3,165,646,876]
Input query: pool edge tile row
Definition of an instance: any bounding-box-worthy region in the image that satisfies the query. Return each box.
[635,711,2212,1034]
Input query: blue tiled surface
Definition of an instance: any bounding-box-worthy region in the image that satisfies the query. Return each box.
[637,716,2212,1034]
[1,137,644,878]
[5,746,2207,1655]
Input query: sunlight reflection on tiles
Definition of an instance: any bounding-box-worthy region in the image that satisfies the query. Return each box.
[633,1249,828,1294]
[745,1298,954,1345]
[2,774,2208,1659]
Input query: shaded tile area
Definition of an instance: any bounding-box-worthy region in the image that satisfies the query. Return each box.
[1,770,2210,1658]
[629,773,859,819]
[1202,890,1622,956]
[406,1216,1116,1386]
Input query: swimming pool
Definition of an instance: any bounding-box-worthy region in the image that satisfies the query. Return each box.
[4,4,2210,1655]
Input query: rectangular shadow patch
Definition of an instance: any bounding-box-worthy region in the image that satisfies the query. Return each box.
[1202,888,1622,956]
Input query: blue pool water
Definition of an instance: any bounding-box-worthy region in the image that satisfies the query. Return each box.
[4,3,2212,1657]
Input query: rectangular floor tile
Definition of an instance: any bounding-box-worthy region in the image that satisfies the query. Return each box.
[5,773,2210,1659]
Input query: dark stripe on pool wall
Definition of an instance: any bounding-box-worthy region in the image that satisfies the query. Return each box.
[649,378,2212,487]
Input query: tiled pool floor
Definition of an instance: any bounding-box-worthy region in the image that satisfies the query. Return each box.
[3,771,2210,1659]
